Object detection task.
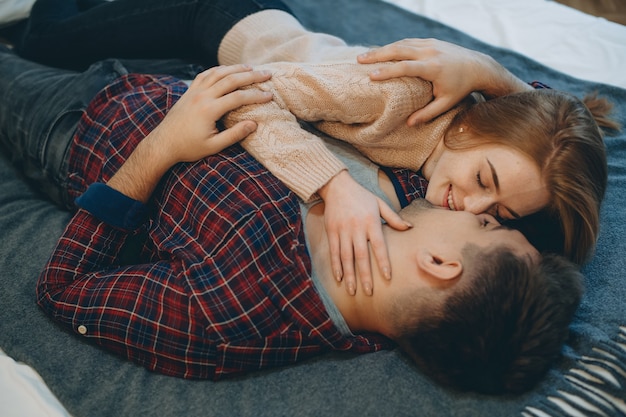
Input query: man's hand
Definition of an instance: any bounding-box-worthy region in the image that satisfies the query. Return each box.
[107,65,273,203]
[318,170,412,296]
[357,38,532,125]
[153,64,273,165]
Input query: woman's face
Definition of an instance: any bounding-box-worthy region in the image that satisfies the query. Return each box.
[424,144,550,221]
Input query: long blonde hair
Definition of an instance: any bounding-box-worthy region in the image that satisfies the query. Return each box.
[444,89,619,264]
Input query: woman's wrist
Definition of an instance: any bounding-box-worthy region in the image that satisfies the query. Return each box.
[477,54,533,98]
[318,169,350,201]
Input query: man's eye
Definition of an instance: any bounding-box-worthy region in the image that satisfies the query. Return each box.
[495,206,510,222]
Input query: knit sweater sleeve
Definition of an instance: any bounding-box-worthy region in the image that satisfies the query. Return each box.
[224,90,347,202]
[223,61,463,201]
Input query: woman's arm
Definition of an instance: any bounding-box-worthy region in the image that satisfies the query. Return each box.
[224,61,435,295]
[357,38,533,125]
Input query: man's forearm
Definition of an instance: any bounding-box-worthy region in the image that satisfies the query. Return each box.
[107,130,177,203]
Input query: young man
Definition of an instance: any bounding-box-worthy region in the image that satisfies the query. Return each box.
[0,45,582,394]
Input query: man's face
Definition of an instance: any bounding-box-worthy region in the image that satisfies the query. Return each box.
[375,199,539,338]
[401,199,539,260]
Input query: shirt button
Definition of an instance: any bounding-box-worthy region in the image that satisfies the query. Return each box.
[77,325,88,335]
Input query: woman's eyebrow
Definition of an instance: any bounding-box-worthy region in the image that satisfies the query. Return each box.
[487,158,500,191]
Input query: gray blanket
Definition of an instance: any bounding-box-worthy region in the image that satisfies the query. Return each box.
[1,0,625,416]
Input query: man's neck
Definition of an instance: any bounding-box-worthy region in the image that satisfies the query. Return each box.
[304,168,403,335]
[304,204,382,334]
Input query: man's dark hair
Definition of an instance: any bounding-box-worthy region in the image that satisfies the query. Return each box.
[391,247,583,395]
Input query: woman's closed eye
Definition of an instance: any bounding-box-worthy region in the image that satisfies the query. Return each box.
[475,171,487,189]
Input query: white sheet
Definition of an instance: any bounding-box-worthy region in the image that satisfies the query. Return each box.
[0,349,71,417]
[0,0,35,26]
[1,1,625,416]
[384,0,626,89]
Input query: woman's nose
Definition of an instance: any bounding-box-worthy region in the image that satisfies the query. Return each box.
[463,195,494,215]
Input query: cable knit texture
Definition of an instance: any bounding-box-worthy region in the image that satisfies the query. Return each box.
[218,10,367,65]
[219,10,467,201]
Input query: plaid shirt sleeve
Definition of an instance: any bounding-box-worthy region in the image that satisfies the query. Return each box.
[37,74,391,380]
[36,200,218,378]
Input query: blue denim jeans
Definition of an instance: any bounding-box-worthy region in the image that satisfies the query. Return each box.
[0,51,201,209]
[1,0,291,207]
[15,0,292,71]
[0,50,119,207]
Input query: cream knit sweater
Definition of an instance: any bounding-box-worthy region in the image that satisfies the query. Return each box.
[220,11,467,202]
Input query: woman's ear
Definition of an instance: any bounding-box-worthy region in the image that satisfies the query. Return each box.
[416,250,463,281]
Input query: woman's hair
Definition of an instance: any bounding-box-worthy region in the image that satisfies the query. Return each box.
[444,89,619,264]
[390,245,583,395]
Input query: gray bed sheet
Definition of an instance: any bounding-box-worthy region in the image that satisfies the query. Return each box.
[1,0,625,416]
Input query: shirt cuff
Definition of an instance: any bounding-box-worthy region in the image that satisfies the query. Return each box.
[75,183,147,230]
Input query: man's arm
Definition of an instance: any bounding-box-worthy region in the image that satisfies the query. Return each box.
[108,65,271,202]
[36,64,272,376]
[38,63,272,301]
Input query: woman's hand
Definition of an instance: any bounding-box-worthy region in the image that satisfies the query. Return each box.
[319,170,411,296]
[357,38,531,125]
[153,64,273,165]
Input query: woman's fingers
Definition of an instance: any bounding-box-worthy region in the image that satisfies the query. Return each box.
[357,39,433,64]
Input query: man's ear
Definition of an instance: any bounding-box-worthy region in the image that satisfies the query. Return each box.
[416,250,463,281]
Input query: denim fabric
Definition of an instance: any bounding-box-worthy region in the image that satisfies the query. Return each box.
[0,0,291,207]
[14,0,292,70]
[0,49,123,207]
[0,47,203,208]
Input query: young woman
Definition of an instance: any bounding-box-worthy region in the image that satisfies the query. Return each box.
[5,0,618,294]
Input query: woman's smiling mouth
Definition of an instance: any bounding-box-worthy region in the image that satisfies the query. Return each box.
[446,185,457,211]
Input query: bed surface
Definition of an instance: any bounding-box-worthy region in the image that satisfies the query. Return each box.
[1,0,625,416]
[384,0,626,90]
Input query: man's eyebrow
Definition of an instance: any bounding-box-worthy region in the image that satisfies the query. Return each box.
[507,208,521,219]
[487,158,521,219]
[489,225,510,232]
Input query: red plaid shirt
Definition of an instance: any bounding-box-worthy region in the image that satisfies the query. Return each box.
[36,74,428,380]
